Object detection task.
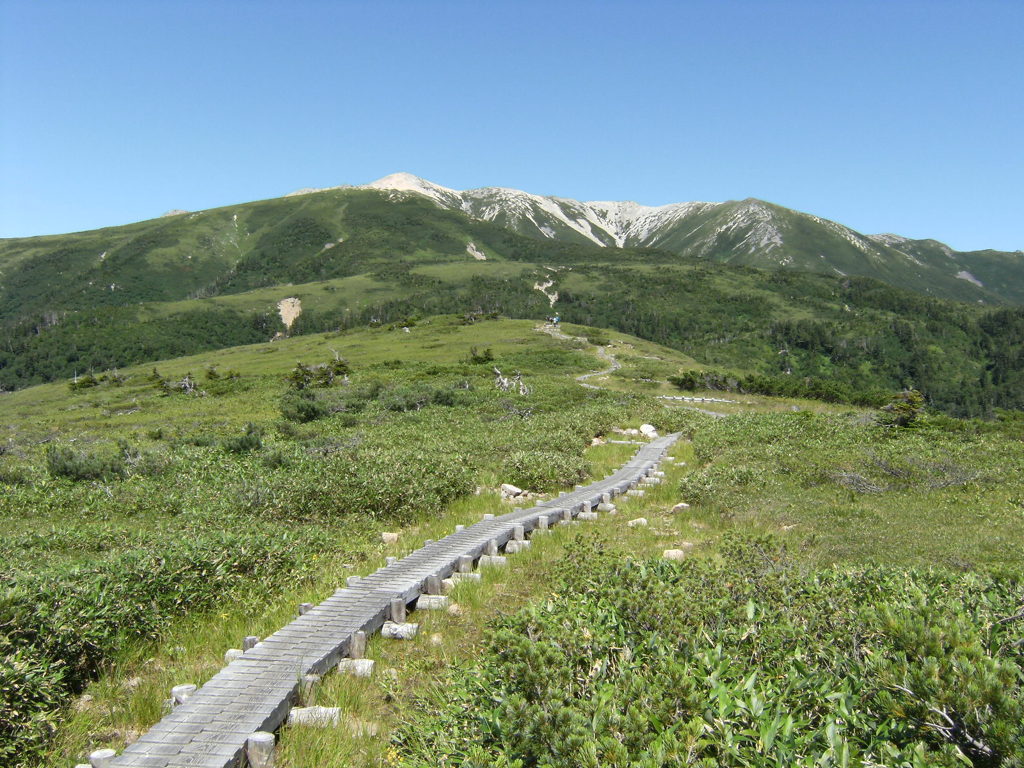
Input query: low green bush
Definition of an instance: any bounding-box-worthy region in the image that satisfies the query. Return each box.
[222,423,263,453]
[500,449,589,491]
[44,445,124,482]
[395,535,1024,767]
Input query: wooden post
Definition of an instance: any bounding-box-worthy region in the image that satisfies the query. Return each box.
[346,575,361,587]
[300,674,320,705]
[242,635,259,651]
[425,575,442,595]
[246,731,276,768]
[350,630,366,660]
[390,598,406,623]
[298,602,314,615]
[513,524,525,541]
[458,555,474,573]
[485,538,498,556]
[537,516,549,531]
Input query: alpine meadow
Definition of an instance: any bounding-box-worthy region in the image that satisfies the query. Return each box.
[1,175,1022,768]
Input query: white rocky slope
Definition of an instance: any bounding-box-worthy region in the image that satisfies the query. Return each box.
[285,173,1012,302]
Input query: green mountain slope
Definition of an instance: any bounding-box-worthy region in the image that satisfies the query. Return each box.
[1,183,1023,418]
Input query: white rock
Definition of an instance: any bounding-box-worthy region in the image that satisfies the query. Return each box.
[671,503,691,513]
[500,483,524,498]
[417,595,449,610]
[663,549,688,561]
[446,602,463,616]
[578,511,599,521]
[639,424,659,437]
[381,531,399,545]
[337,658,375,677]
[478,554,508,567]
[627,517,648,528]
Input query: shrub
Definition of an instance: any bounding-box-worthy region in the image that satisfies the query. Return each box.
[877,388,926,428]
[279,390,329,422]
[223,423,263,453]
[500,450,589,491]
[0,643,66,766]
[395,535,1024,767]
[44,445,124,481]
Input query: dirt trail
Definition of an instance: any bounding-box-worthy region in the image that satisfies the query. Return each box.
[536,323,728,417]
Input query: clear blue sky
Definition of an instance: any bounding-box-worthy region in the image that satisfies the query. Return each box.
[1,0,1021,251]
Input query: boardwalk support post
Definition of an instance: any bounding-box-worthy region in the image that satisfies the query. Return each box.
[246,732,276,768]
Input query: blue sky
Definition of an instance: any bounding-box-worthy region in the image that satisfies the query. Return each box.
[1,0,1021,251]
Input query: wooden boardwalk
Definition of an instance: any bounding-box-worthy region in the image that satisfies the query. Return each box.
[107,433,679,767]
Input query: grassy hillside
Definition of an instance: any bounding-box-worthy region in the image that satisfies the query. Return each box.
[3,316,1022,766]
[2,190,1024,421]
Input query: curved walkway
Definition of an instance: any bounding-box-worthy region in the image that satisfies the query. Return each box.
[107,434,680,767]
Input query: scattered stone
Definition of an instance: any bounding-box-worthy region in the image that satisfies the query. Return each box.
[446,602,463,616]
[288,706,341,727]
[345,716,381,737]
[123,676,142,690]
[417,594,449,610]
[627,517,649,528]
[597,502,616,513]
[663,549,688,561]
[578,511,599,522]
[671,502,691,513]
[590,436,606,446]
[337,658,375,678]
[73,693,95,712]
[429,633,444,646]
[440,577,457,593]
[224,649,244,664]
[640,424,659,438]
[381,531,399,545]
[298,602,314,615]
[381,621,419,640]
[500,483,525,499]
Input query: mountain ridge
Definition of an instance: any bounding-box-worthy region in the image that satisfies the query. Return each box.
[277,172,1022,304]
